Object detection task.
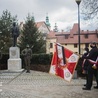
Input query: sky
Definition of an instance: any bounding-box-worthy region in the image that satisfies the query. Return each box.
[0,0,97,31]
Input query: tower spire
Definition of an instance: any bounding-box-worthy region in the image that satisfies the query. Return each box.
[53,23,58,32]
[32,13,35,22]
[46,13,50,27]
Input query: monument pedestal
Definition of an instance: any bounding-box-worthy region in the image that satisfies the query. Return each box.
[8,47,23,72]
[73,70,78,79]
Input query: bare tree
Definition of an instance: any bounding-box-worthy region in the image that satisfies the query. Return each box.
[81,0,98,20]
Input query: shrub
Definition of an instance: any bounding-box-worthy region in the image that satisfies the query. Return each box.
[0,53,52,72]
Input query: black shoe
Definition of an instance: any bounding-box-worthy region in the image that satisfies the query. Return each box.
[94,86,98,89]
[26,71,30,73]
[82,88,91,90]
[84,84,86,86]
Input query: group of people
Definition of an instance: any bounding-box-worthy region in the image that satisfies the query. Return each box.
[82,41,98,90]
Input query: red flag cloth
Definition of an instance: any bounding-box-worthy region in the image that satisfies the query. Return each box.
[49,43,79,82]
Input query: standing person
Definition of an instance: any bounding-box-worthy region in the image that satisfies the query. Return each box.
[22,45,32,73]
[81,47,89,86]
[82,47,89,74]
[82,41,98,90]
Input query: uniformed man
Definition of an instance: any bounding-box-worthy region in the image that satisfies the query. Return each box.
[22,45,32,73]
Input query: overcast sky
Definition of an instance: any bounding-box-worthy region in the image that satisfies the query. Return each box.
[0,0,97,31]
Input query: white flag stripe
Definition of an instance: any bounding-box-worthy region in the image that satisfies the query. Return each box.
[57,45,63,58]
[64,68,72,82]
[68,53,78,63]
[50,65,56,75]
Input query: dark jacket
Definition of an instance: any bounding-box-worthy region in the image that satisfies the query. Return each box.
[82,52,89,70]
[83,46,98,68]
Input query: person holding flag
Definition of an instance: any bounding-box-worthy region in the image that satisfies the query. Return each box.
[82,41,98,90]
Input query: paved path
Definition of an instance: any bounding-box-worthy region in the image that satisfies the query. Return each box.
[0,70,98,98]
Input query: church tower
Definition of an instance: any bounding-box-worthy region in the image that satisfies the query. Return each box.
[45,13,51,29]
[53,23,58,32]
[32,13,35,22]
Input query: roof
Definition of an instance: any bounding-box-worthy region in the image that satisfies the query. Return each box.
[46,31,56,39]
[47,23,98,44]
[36,21,45,28]
[36,21,50,31]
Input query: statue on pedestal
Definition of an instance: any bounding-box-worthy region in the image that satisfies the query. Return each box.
[11,22,19,47]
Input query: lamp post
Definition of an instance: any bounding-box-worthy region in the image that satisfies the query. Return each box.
[75,0,81,55]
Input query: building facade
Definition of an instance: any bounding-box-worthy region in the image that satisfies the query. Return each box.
[36,21,50,40]
[46,23,98,55]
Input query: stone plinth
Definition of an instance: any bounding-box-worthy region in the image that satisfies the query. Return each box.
[8,47,22,71]
[73,70,78,79]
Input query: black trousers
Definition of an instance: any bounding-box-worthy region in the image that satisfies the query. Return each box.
[86,67,98,89]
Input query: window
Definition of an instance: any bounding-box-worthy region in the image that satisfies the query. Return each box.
[85,43,89,47]
[85,34,88,38]
[50,43,53,48]
[65,35,68,39]
[74,44,77,48]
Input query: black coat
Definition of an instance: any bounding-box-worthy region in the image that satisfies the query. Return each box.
[83,47,98,68]
[82,52,89,70]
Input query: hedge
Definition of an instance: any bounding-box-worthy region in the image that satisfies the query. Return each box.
[0,53,52,72]
[0,53,84,76]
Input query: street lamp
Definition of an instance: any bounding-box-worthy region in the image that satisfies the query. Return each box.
[75,0,81,55]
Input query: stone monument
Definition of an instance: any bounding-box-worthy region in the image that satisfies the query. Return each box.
[8,22,22,72]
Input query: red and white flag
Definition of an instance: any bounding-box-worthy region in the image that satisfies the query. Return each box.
[49,43,79,82]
